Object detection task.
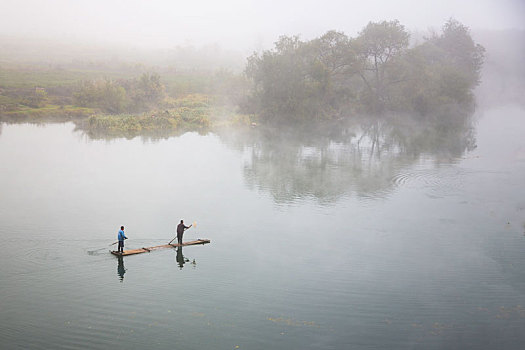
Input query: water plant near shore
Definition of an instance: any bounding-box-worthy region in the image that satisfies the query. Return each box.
[84,96,252,138]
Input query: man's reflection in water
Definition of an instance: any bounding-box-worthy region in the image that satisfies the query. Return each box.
[117,255,126,282]
[176,246,191,269]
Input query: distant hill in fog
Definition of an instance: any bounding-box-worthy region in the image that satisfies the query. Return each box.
[0,35,245,72]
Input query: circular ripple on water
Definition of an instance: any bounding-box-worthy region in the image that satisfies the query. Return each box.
[86,247,109,256]
[391,166,467,198]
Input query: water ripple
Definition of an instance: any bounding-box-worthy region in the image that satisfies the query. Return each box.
[390,166,467,197]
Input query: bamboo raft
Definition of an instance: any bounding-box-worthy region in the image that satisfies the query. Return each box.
[110,239,211,256]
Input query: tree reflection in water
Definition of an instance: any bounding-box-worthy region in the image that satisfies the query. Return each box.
[218,105,476,204]
[73,103,477,205]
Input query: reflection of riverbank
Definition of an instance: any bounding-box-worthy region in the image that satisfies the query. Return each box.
[1,102,477,205]
[218,106,476,204]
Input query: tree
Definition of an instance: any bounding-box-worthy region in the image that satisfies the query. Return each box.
[243,19,484,122]
[315,31,355,75]
[73,78,127,113]
[126,73,165,111]
[99,79,127,113]
[399,19,485,114]
[245,35,331,122]
[434,19,485,86]
[21,88,47,108]
[312,31,359,115]
[355,20,410,111]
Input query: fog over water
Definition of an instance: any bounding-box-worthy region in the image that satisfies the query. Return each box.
[1,104,525,349]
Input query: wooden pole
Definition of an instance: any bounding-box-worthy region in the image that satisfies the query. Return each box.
[169,224,193,245]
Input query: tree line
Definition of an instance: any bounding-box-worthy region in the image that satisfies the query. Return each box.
[243,19,485,123]
[1,18,486,127]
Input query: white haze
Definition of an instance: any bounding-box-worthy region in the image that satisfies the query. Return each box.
[0,0,524,52]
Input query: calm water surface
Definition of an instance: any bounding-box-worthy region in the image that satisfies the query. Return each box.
[1,105,525,349]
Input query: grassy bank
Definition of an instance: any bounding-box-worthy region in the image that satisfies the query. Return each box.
[0,63,250,134]
[0,103,95,122]
[83,94,252,138]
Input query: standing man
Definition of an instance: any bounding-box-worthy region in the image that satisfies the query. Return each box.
[118,226,127,254]
[176,220,192,245]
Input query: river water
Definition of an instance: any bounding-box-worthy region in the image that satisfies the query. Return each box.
[0,105,524,349]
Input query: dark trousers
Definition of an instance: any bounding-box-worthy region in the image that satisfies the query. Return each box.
[118,240,124,252]
[177,233,183,245]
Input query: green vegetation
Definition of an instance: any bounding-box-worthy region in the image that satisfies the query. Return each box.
[84,94,251,138]
[0,63,248,133]
[0,105,95,123]
[0,18,485,134]
[244,19,485,122]
[73,73,165,113]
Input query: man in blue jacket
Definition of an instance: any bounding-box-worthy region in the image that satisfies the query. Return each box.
[118,226,127,254]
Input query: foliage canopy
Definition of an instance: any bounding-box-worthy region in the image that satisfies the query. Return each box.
[244,19,485,123]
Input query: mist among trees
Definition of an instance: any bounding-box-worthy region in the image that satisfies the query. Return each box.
[0,17,515,139]
[244,19,484,122]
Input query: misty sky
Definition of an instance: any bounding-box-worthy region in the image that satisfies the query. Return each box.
[1,0,524,51]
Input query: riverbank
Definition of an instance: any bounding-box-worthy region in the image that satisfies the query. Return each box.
[1,94,252,138]
[80,94,252,138]
[0,104,95,122]
[0,64,251,135]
